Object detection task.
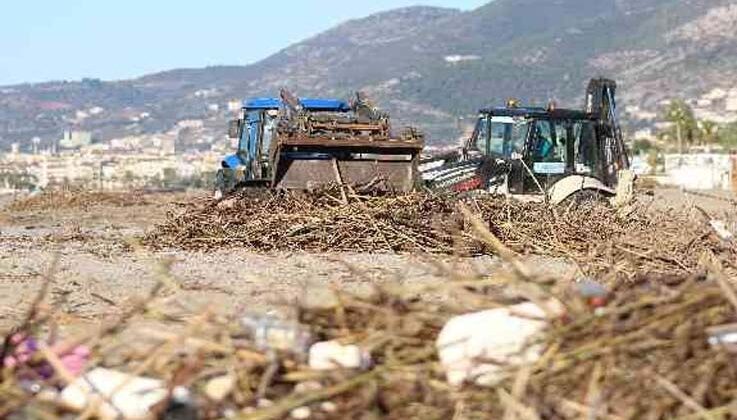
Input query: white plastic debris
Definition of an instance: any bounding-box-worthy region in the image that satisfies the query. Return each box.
[294,380,323,394]
[320,401,338,413]
[308,340,371,370]
[241,314,312,354]
[575,277,609,299]
[204,373,236,402]
[707,323,737,353]
[436,302,551,387]
[60,368,182,419]
[257,398,274,408]
[290,406,312,419]
[710,220,734,241]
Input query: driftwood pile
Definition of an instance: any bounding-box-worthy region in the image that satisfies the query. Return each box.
[8,189,150,212]
[146,188,735,282]
[3,207,737,419]
[146,188,461,253]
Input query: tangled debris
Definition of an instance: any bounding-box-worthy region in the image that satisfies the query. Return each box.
[146,188,735,282]
[7,189,152,212]
[146,188,461,254]
[3,210,737,419]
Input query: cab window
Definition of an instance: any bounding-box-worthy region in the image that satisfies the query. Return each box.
[551,121,570,164]
[574,121,597,173]
[532,120,569,175]
[474,117,490,154]
[490,117,528,156]
[533,120,558,162]
[262,114,277,159]
[489,122,506,155]
[474,116,529,157]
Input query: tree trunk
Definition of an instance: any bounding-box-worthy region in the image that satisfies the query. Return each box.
[676,123,683,154]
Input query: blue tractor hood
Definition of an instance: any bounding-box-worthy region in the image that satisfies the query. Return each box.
[222,153,244,169]
[243,97,351,112]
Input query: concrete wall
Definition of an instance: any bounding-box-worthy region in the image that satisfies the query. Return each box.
[662,154,735,191]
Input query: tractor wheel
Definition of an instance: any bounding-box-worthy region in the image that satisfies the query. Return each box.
[560,189,610,210]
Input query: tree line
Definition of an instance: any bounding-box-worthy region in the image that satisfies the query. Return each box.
[638,99,737,153]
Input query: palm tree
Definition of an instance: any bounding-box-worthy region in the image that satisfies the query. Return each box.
[698,119,718,146]
[664,100,696,153]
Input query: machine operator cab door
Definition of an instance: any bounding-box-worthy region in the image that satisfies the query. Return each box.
[238,108,278,182]
[217,101,279,197]
[469,111,613,203]
[525,117,601,195]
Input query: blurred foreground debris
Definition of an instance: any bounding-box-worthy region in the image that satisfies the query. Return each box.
[3,253,737,418]
[59,368,191,420]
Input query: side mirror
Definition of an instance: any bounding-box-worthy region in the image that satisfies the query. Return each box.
[228,120,241,139]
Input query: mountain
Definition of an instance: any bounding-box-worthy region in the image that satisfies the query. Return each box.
[1,0,736,150]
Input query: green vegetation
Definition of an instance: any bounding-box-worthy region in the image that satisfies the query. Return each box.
[717,122,737,149]
[632,139,655,154]
[0,172,37,192]
[656,99,737,152]
[662,99,696,152]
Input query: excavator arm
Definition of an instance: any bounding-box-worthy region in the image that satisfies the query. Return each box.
[585,78,630,172]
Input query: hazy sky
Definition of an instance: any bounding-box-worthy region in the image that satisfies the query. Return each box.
[0,0,488,85]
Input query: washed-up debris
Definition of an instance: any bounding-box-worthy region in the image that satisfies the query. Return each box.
[146,188,736,283]
[60,368,189,419]
[706,323,737,353]
[4,188,737,418]
[3,256,737,418]
[308,340,371,371]
[2,334,90,379]
[7,188,151,212]
[574,277,610,309]
[203,373,236,403]
[710,219,734,241]
[289,406,311,419]
[240,313,313,355]
[436,302,553,387]
[146,188,462,254]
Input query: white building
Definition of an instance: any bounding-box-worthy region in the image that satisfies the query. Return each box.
[663,154,735,191]
[59,130,92,149]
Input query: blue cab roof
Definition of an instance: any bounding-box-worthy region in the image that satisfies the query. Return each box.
[243,97,351,112]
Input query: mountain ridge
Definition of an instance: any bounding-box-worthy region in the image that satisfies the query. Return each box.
[1,0,736,149]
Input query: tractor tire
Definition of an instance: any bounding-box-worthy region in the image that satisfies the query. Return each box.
[560,189,611,210]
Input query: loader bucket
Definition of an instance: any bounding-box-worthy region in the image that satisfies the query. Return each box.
[272,136,423,192]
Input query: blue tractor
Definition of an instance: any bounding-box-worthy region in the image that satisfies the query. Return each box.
[216,90,424,197]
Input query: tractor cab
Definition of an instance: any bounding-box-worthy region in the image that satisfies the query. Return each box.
[464,107,609,198]
[216,92,424,197]
[220,97,352,189]
[422,78,630,204]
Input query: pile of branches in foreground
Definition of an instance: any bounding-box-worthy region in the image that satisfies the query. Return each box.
[145,188,735,282]
[7,188,152,212]
[3,216,737,419]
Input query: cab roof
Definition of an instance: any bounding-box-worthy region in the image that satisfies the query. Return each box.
[479,106,592,120]
[243,97,351,112]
